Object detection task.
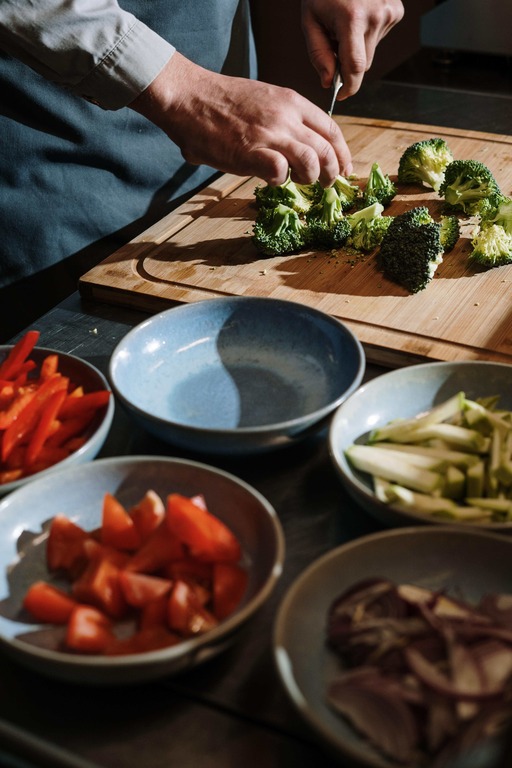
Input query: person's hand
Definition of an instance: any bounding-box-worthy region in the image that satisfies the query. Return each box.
[301,0,404,99]
[129,52,353,187]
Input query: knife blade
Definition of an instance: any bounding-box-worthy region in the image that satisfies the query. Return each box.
[327,61,343,117]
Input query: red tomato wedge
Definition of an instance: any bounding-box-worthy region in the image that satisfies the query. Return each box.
[46,515,90,575]
[129,490,165,542]
[66,605,115,654]
[72,556,127,619]
[124,520,186,574]
[118,571,172,608]
[213,563,248,620]
[166,494,241,563]
[167,579,218,637]
[23,581,77,624]
[139,594,169,631]
[101,493,141,551]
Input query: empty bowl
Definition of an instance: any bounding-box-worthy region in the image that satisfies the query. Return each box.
[109,297,365,454]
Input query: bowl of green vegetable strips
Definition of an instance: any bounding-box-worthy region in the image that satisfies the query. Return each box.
[329,360,512,532]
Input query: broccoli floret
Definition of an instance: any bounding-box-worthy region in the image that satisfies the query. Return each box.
[470,223,512,268]
[439,159,501,215]
[331,174,361,211]
[305,186,351,249]
[397,138,454,192]
[439,215,460,252]
[379,207,444,293]
[252,203,307,256]
[479,194,512,233]
[254,175,312,215]
[362,162,397,207]
[346,202,393,252]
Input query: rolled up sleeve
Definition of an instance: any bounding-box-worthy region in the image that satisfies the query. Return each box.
[0,0,175,109]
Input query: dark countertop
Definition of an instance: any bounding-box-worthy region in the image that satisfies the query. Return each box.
[1,81,511,768]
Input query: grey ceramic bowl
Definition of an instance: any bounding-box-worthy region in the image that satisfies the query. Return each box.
[273,525,512,768]
[0,346,114,497]
[108,297,365,455]
[329,360,512,533]
[0,456,285,685]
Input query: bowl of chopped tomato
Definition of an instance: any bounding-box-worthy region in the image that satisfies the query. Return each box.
[0,330,114,496]
[0,455,284,684]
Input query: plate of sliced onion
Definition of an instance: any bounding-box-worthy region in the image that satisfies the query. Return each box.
[273,526,512,768]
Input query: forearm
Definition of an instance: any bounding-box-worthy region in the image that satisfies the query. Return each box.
[0,0,174,108]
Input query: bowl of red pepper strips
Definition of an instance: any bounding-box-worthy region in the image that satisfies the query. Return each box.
[0,330,114,495]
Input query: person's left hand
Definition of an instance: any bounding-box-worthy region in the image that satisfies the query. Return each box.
[301,0,404,100]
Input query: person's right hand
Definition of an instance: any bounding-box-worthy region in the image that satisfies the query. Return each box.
[129,52,353,187]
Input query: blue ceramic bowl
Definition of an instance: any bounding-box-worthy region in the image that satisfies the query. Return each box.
[329,360,512,532]
[109,298,365,454]
[0,346,114,497]
[0,456,285,685]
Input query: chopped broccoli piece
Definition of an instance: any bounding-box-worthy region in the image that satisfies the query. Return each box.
[346,202,393,252]
[439,215,460,252]
[470,223,512,268]
[479,194,512,234]
[439,159,501,215]
[331,174,361,211]
[305,186,351,249]
[252,203,307,256]
[397,138,454,192]
[254,175,312,214]
[379,206,444,293]
[362,162,397,207]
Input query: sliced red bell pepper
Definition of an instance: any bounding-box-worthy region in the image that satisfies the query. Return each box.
[0,330,40,381]
[25,387,67,466]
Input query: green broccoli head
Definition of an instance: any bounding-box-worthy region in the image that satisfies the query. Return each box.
[479,194,512,235]
[362,162,397,207]
[470,223,512,268]
[397,138,454,192]
[252,203,307,256]
[439,215,460,252]
[305,186,351,249]
[254,175,313,215]
[331,174,361,211]
[345,202,392,252]
[439,159,501,215]
[379,207,444,293]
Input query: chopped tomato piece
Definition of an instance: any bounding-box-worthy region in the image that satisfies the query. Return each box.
[65,605,115,654]
[23,581,77,624]
[125,520,186,574]
[129,490,165,542]
[72,556,127,619]
[139,594,169,631]
[46,515,90,575]
[164,557,213,587]
[212,563,248,620]
[166,494,241,563]
[118,571,172,608]
[82,539,131,568]
[167,579,218,637]
[101,493,141,551]
[105,626,180,656]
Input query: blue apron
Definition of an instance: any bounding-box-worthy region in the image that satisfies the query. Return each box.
[0,0,255,339]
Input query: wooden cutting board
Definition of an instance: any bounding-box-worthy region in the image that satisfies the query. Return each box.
[79,116,512,367]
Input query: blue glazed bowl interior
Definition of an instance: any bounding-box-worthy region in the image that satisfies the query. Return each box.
[110,298,364,432]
